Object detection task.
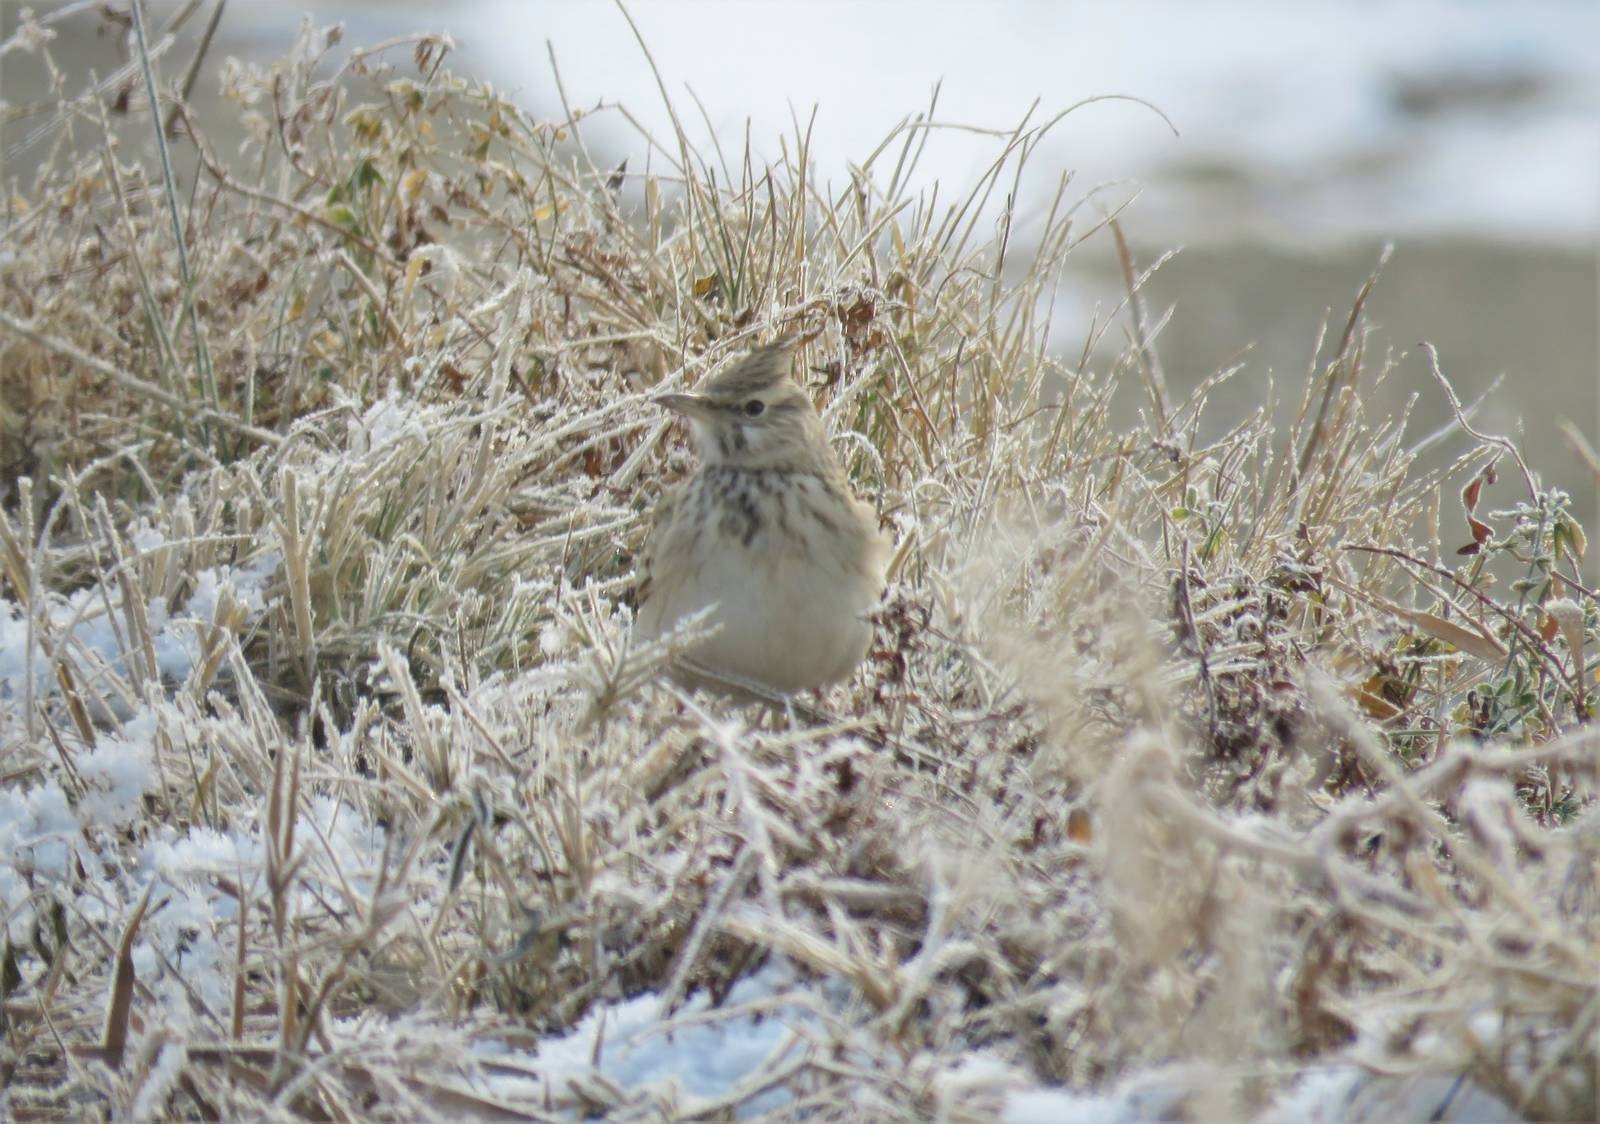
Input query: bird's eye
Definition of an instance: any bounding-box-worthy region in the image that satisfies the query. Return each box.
[742,399,766,417]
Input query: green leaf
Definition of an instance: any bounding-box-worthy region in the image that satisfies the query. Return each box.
[353,158,385,191]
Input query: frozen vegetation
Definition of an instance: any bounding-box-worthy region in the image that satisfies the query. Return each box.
[0,9,1595,1121]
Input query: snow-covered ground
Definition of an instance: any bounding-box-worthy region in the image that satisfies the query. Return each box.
[0,540,1545,1117]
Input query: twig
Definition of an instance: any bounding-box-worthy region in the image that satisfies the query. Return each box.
[1421,342,1538,502]
[169,0,228,136]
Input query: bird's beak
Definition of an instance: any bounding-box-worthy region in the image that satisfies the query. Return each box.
[654,393,711,419]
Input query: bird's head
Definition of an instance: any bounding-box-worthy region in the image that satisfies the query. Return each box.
[655,343,837,473]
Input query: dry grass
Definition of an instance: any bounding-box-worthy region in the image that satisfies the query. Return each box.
[1,8,1596,1121]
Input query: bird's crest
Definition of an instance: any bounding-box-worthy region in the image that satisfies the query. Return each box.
[701,342,797,400]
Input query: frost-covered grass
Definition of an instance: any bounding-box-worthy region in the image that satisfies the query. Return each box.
[1,9,1596,1122]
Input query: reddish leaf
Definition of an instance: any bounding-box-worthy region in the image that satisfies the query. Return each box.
[1539,613,1560,643]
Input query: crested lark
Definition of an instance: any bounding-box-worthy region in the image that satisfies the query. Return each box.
[635,343,889,697]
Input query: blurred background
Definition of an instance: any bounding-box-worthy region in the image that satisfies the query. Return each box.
[4,0,1596,528]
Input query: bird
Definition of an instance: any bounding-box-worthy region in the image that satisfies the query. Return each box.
[633,341,889,699]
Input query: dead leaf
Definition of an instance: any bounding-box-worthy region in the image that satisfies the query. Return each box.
[103,882,155,1068]
[1359,671,1407,720]
[1398,608,1507,662]
[1067,807,1093,844]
